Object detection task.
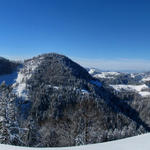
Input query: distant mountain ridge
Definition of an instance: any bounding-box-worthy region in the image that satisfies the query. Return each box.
[0,57,20,76]
[0,53,150,147]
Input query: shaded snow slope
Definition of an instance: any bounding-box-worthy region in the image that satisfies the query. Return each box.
[0,133,150,150]
[90,80,102,87]
[0,70,18,85]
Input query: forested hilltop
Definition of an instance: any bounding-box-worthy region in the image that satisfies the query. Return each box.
[0,53,150,147]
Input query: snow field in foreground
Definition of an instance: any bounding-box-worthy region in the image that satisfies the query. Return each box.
[0,133,150,150]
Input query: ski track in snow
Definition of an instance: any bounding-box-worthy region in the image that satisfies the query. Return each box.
[0,133,150,150]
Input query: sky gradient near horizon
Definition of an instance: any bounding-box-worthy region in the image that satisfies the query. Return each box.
[0,0,150,71]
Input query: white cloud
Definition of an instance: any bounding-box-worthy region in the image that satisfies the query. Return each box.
[72,57,150,72]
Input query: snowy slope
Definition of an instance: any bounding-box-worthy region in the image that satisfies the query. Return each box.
[94,72,120,79]
[12,57,44,99]
[142,76,150,82]
[110,84,148,92]
[88,68,96,75]
[0,71,18,85]
[88,69,120,79]
[0,133,150,150]
[110,84,150,97]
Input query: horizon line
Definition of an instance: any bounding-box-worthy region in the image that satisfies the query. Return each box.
[1,53,150,73]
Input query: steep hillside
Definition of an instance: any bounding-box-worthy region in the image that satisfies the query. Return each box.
[0,54,149,147]
[89,68,150,137]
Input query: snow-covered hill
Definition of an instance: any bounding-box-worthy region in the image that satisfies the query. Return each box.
[88,68,150,82]
[0,133,150,150]
[0,55,150,147]
[110,84,150,97]
[88,68,150,98]
[88,68,121,79]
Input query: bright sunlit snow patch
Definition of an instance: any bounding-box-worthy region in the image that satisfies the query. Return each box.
[131,73,136,78]
[139,91,150,97]
[88,69,96,75]
[142,76,150,82]
[105,72,120,76]
[47,85,60,90]
[110,84,150,97]
[53,86,59,90]
[12,57,44,99]
[81,89,89,94]
[0,116,5,122]
[94,72,120,79]
[110,84,148,92]
[94,73,114,79]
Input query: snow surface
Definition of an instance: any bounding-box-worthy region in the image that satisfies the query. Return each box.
[12,57,44,99]
[103,72,120,76]
[130,73,136,78]
[0,133,150,150]
[142,76,150,82]
[81,89,89,94]
[0,116,5,122]
[48,85,60,90]
[94,72,120,79]
[139,91,150,97]
[0,71,18,85]
[130,73,142,78]
[110,84,150,97]
[88,69,120,79]
[88,68,96,75]
[110,84,148,92]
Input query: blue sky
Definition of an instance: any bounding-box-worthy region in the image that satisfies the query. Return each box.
[0,0,150,71]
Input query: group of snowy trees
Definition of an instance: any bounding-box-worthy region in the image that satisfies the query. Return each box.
[0,53,150,147]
